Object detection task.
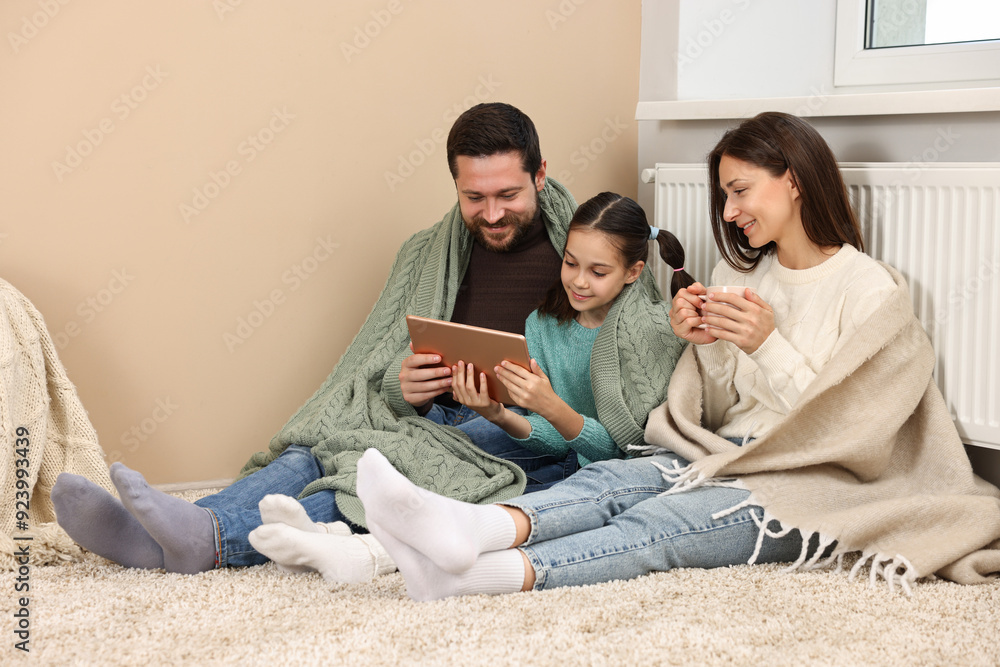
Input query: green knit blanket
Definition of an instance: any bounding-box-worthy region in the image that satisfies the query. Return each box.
[239,179,686,527]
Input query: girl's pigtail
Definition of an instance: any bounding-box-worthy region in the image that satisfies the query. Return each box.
[656,232,696,297]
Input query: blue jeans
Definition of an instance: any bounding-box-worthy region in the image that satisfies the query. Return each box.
[195,445,346,567]
[425,402,579,492]
[505,454,820,591]
[197,405,579,567]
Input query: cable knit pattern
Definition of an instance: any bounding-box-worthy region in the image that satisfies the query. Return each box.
[591,275,685,452]
[1,278,113,569]
[239,179,684,527]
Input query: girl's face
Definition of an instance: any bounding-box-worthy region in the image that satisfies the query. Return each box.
[561,228,643,328]
[718,154,802,251]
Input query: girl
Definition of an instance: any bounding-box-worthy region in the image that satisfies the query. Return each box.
[355,112,1000,600]
[247,193,695,583]
[448,191,695,469]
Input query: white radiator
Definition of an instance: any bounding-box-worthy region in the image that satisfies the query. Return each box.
[642,162,1000,453]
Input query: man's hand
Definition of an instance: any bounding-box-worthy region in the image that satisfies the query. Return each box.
[399,344,452,413]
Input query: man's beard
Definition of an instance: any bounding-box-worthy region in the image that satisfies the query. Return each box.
[466,194,541,253]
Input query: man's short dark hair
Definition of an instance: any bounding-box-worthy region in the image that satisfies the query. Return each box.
[446,103,542,179]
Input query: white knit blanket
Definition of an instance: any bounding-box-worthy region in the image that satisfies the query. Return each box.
[1,278,113,569]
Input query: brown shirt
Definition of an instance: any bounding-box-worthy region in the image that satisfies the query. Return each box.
[449,216,561,334]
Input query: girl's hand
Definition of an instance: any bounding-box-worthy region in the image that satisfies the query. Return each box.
[700,288,775,354]
[495,359,558,415]
[450,361,503,421]
[497,359,584,441]
[670,283,718,345]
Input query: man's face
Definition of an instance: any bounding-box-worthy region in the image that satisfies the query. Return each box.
[453,152,547,252]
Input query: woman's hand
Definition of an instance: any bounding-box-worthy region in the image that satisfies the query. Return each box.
[450,361,504,421]
[670,283,719,345]
[700,288,775,354]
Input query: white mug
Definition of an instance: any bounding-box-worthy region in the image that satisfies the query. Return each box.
[697,286,754,329]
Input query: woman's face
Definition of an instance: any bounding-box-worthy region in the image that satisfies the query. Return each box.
[718,154,802,251]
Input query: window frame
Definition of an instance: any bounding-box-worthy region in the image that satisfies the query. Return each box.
[834,0,1000,88]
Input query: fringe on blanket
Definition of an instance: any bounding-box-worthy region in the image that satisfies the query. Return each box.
[651,458,740,496]
[848,551,921,596]
[718,495,922,595]
[635,427,755,495]
[631,438,924,595]
[659,470,923,596]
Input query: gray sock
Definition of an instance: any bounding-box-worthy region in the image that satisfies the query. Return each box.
[110,462,217,574]
[51,473,165,570]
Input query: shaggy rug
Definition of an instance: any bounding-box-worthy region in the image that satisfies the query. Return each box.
[4,490,998,666]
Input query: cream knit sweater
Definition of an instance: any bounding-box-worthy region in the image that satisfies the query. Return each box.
[698,245,896,439]
[1,278,113,569]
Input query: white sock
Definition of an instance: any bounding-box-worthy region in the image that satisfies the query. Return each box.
[369,520,525,602]
[259,494,351,534]
[356,448,516,574]
[455,550,527,598]
[256,495,352,573]
[248,523,396,584]
[317,522,354,536]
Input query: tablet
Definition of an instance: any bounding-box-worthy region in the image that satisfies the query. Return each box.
[406,315,531,405]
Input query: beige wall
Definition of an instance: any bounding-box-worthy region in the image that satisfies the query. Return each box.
[0,0,642,484]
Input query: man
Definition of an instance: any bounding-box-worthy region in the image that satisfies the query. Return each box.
[51,103,585,573]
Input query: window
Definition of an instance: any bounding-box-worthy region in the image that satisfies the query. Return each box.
[835,0,1000,87]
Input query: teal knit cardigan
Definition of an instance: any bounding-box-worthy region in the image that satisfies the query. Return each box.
[239,179,686,527]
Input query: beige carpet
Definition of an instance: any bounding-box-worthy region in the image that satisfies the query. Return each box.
[4,490,999,666]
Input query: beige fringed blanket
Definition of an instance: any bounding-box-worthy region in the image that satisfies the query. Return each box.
[0,278,113,569]
[644,264,1000,591]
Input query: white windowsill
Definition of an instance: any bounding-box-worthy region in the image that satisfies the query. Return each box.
[634,87,1000,121]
